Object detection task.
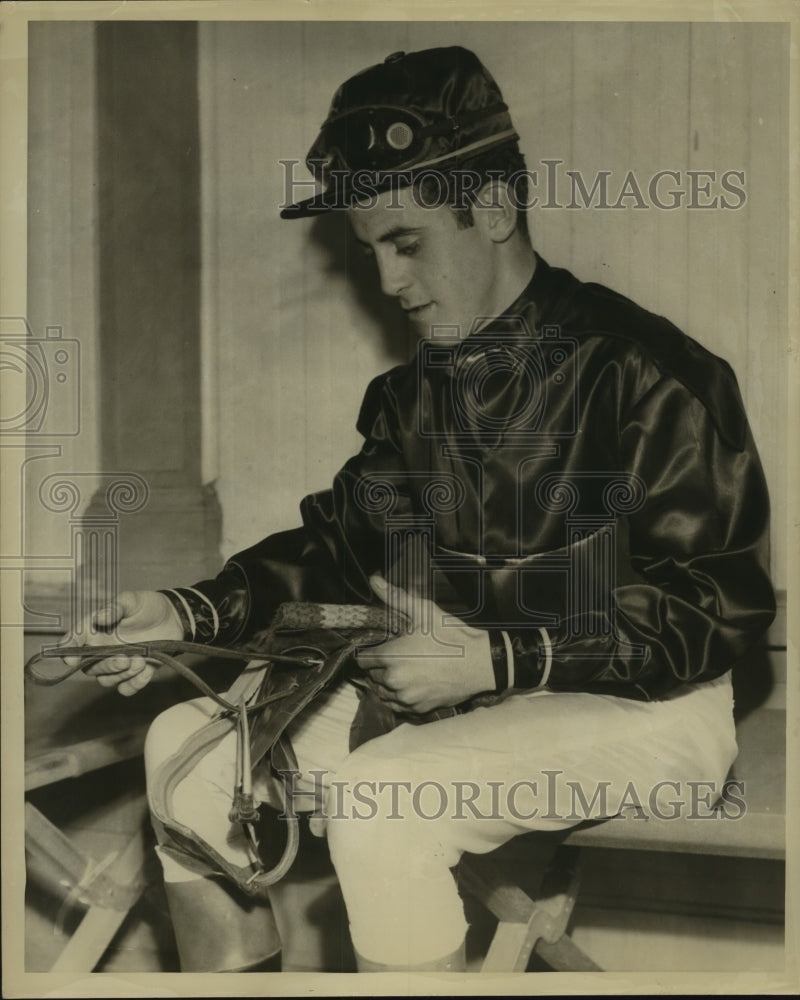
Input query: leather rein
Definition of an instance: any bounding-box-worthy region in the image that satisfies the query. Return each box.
[24,639,325,889]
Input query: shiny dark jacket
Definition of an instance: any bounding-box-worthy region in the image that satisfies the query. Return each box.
[192,254,775,701]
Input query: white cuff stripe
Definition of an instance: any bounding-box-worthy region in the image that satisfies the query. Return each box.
[185,586,220,640]
[537,627,552,688]
[500,630,515,689]
[168,589,196,641]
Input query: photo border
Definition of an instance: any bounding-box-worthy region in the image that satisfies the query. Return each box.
[2,2,797,996]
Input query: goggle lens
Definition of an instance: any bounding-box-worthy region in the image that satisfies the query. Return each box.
[311,107,430,174]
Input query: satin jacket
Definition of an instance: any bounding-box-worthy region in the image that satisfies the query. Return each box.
[190,254,775,701]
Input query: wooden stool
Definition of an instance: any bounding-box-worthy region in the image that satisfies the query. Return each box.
[460,843,600,972]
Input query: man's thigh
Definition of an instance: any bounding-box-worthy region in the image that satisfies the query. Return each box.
[147,672,737,867]
[323,673,738,859]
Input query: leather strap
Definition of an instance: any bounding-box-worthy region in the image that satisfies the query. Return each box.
[24,640,321,715]
[147,701,302,894]
[24,638,315,894]
[23,603,390,895]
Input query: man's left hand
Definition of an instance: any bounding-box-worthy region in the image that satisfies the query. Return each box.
[355,574,495,715]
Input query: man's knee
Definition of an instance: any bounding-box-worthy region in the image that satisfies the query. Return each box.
[143,698,215,780]
[325,747,448,869]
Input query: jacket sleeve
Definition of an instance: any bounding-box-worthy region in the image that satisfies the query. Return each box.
[167,369,409,645]
[510,371,776,699]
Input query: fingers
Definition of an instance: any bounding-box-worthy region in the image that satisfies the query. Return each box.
[365,672,397,699]
[117,663,156,697]
[368,574,421,633]
[53,591,166,695]
[56,619,90,668]
[354,653,392,690]
[84,653,147,680]
[58,599,124,666]
[91,599,124,631]
[89,592,145,639]
[87,656,154,696]
[353,657,414,712]
[354,643,393,679]
[81,596,129,636]
[382,700,410,715]
[58,592,147,668]
[362,677,409,713]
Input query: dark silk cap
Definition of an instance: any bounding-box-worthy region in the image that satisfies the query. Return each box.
[280,47,520,219]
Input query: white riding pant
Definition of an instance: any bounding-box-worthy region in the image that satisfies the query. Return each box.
[144,672,737,966]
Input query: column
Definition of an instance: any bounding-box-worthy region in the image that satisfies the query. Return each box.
[88,21,221,592]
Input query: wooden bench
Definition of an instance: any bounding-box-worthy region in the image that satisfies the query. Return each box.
[460,604,787,972]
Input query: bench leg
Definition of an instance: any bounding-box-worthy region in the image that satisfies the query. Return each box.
[48,827,147,972]
[460,844,601,973]
[25,800,149,972]
[536,934,602,972]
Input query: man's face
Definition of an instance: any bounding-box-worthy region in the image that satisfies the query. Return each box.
[348,188,504,341]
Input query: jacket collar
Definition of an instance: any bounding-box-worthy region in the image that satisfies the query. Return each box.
[470,252,577,340]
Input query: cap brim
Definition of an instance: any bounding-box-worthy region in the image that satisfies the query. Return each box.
[279,194,340,220]
[279,133,520,220]
[279,172,403,220]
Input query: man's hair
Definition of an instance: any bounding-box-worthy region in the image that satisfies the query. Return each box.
[411,144,531,244]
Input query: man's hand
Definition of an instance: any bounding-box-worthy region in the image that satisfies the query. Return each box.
[59,591,183,696]
[355,574,495,715]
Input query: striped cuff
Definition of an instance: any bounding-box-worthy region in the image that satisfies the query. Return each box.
[501,629,515,689]
[158,587,220,644]
[488,629,509,692]
[538,627,553,689]
[510,628,552,690]
[488,629,516,693]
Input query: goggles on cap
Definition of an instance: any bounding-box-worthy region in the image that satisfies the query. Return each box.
[308,102,515,177]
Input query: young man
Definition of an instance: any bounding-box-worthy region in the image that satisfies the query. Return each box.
[65,47,775,972]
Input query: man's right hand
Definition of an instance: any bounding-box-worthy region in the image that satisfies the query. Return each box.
[60,591,184,696]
